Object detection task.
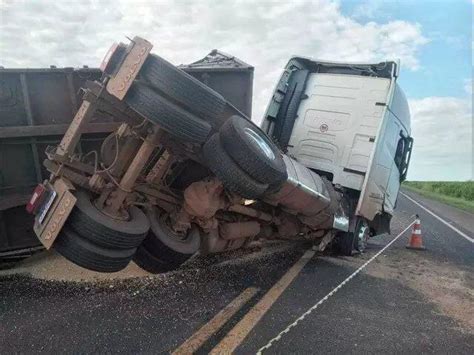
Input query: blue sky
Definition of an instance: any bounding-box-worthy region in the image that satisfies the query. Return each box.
[341,0,472,180]
[340,0,472,99]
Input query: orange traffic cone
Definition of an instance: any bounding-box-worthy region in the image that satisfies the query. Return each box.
[406,215,426,250]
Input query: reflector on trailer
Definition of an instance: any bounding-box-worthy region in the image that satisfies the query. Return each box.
[26,184,47,214]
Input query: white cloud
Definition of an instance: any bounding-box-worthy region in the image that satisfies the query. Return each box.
[352,0,382,20]
[0,0,428,121]
[408,97,472,181]
[464,78,473,95]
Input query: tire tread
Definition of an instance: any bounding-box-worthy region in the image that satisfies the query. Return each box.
[125,83,212,143]
[203,134,268,199]
[140,55,226,125]
[220,116,287,184]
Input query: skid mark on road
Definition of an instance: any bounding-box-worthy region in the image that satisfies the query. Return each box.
[210,249,316,354]
[401,192,473,243]
[256,221,415,354]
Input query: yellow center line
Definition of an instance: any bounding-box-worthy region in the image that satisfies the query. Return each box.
[210,249,316,354]
[172,287,259,355]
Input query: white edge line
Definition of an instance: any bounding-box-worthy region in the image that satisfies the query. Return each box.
[257,221,416,354]
[400,192,474,244]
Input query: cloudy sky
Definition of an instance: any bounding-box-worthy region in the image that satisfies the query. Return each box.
[0,0,472,181]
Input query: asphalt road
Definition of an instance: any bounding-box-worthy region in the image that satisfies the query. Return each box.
[1,190,473,354]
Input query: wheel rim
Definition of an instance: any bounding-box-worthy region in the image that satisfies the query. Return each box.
[148,208,200,254]
[355,221,370,252]
[244,127,275,160]
[161,214,194,244]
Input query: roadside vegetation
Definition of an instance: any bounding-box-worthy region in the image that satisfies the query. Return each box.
[403,181,474,213]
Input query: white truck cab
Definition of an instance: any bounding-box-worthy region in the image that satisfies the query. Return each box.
[262,57,413,235]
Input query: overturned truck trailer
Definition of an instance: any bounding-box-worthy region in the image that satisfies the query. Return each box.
[25,36,413,273]
[0,51,254,258]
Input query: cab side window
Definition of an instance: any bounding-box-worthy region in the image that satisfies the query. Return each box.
[394,137,405,170]
[394,131,413,182]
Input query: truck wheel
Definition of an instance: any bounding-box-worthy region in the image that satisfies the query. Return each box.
[133,244,177,274]
[354,219,370,253]
[220,115,287,185]
[203,133,268,199]
[125,82,212,143]
[139,54,226,126]
[133,207,200,273]
[334,231,355,256]
[54,227,136,273]
[68,190,149,249]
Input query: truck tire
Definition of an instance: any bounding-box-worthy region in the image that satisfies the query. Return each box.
[353,218,370,253]
[220,115,287,185]
[54,227,136,273]
[125,82,212,143]
[133,207,200,273]
[139,54,227,126]
[133,243,177,274]
[203,133,268,199]
[334,231,355,256]
[68,190,149,249]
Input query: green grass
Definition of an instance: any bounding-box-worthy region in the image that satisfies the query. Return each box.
[403,181,474,214]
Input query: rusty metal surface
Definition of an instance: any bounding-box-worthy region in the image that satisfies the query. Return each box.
[55,100,98,156]
[183,179,224,219]
[220,221,260,241]
[227,204,272,222]
[43,160,94,191]
[106,37,153,100]
[102,127,162,217]
[277,215,302,238]
[146,150,173,184]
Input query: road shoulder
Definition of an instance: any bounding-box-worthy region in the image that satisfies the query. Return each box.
[401,188,474,234]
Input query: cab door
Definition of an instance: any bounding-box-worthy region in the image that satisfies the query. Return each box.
[357,83,412,220]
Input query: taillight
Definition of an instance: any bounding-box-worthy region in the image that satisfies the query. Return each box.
[26,184,47,214]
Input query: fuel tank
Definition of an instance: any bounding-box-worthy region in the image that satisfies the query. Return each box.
[265,156,348,231]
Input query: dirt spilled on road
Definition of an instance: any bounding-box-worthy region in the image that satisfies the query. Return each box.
[330,247,474,334]
[369,249,473,334]
[0,251,151,282]
[0,241,298,283]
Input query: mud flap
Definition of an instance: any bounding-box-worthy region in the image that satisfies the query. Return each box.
[33,178,77,249]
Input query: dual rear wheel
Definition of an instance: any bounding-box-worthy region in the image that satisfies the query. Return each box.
[203,115,288,199]
[54,190,199,274]
[54,190,149,273]
[133,207,201,273]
